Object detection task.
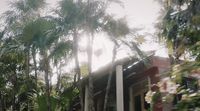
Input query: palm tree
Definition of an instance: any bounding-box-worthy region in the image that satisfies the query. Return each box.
[57,1,87,110]
[0,0,46,108]
[2,0,46,80]
[0,36,37,110]
[102,17,130,111]
[58,0,86,83]
[21,18,72,111]
[57,1,143,111]
[57,1,106,110]
[84,0,110,110]
[83,1,135,110]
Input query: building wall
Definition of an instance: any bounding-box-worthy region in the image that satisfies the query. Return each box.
[152,56,171,73]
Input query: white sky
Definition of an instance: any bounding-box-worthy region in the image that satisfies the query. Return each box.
[0,0,8,14]
[0,0,160,30]
[108,0,168,58]
[108,0,160,31]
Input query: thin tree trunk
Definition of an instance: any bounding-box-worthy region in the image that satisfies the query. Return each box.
[73,30,81,82]
[26,48,31,111]
[103,44,117,111]
[0,91,2,111]
[12,71,17,111]
[73,30,84,111]
[32,49,38,87]
[26,47,30,78]
[56,64,61,91]
[12,92,16,111]
[0,91,5,111]
[87,34,95,111]
[43,51,51,111]
[86,0,95,110]
[25,48,30,110]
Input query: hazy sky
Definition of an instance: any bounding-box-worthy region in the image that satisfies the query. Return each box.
[108,0,160,32]
[0,0,8,14]
[0,0,160,31]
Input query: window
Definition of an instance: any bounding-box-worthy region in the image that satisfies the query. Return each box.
[182,77,198,92]
[132,92,150,111]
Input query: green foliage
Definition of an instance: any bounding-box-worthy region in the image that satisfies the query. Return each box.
[103,17,130,38]
[191,41,200,61]
[159,0,200,60]
[10,0,45,13]
[163,62,200,111]
[36,94,58,111]
[0,44,38,110]
[0,0,76,110]
[50,41,72,63]
[175,93,200,111]
[157,2,200,109]
[152,92,162,104]
[57,87,79,110]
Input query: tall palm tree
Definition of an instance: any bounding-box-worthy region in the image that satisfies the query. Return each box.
[21,17,72,111]
[83,1,134,110]
[2,0,46,80]
[58,0,86,83]
[83,0,110,110]
[57,1,86,110]
[57,0,142,111]
[0,1,46,110]
[57,1,102,110]
[102,17,131,111]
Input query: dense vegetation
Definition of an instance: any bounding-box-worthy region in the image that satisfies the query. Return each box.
[149,0,200,110]
[158,0,200,61]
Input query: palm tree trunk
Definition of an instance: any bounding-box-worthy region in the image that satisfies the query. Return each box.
[12,71,17,111]
[87,34,95,111]
[0,91,5,111]
[0,92,1,111]
[56,64,61,91]
[73,30,84,111]
[32,49,38,87]
[42,50,51,111]
[25,47,30,110]
[73,30,81,82]
[26,47,30,78]
[103,44,117,111]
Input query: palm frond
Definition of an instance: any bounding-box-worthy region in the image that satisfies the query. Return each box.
[1,11,18,25]
[103,16,130,37]
[49,41,72,62]
[10,0,46,13]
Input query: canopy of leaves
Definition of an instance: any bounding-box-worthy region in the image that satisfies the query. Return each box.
[160,0,200,60]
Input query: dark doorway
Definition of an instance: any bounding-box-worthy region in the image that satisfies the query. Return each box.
[134,95,142,111]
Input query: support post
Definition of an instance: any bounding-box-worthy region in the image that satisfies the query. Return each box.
[84,85,89,111]
[148,76,151,90]
[116,65,124,111]
[129,88,133,111]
